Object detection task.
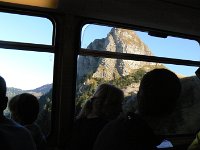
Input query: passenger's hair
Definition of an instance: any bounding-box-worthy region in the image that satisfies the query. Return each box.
[0,76,7,112]
[9,93,39,125]
[77,83,124,120]
[0,76,6,98]
[137,68,181,116]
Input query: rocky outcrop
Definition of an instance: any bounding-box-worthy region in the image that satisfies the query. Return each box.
[77,28,160,80]
[175,76,200,133]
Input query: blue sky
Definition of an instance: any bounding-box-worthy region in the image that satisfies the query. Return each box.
[0,13,199,89]
[0,12,53,44]
[0,12,54,90]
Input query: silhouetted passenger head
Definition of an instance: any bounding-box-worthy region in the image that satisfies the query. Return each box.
[78,83,124,120]
[137,68,181,116]
[0,76,8,113]
[9,93,39,125]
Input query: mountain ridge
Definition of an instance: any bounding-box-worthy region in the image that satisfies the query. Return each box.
[7,83,52,99]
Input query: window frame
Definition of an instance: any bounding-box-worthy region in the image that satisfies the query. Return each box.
[77,22,200,142]
[0,8,58,144]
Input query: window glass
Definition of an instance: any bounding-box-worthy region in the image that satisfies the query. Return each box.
[76,55,199,135]
[0,12,54,136]
[81,24,200,62]
[1,48,54,136]
[78,24,200,135]
[0,12,53,45]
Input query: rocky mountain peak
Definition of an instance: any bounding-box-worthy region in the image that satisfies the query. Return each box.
[77,28,158,80]
[110,27,139,44]
[108,28,152,55]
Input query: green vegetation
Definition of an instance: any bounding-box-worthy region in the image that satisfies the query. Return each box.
[110,69,146,88]
[36,89,52,136]
[76,68,147,108]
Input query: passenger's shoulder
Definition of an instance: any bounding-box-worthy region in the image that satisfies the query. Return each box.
[2,118,31,134]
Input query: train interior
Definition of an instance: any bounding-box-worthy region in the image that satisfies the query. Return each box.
[0,0,200,149]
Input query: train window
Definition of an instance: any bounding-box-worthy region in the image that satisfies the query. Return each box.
[81,24,200,61]
[0,48,54,136]
[77,24,200,135]
[0,12,53,45]
[0,12,54,136]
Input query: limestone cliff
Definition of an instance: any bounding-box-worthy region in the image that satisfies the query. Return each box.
[77,28,160,80]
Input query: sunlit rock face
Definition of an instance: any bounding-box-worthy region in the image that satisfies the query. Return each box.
[77,28,158,80]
